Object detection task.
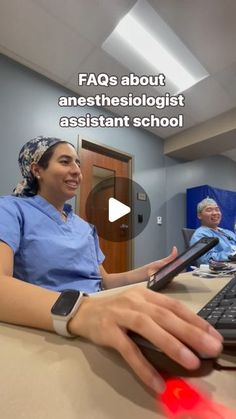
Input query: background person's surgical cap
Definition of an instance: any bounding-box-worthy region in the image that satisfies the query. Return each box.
[197,198,218,213]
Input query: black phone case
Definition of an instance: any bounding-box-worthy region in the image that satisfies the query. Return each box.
[147,237,219,292]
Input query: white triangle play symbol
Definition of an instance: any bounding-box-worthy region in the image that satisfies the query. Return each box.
[108,198,131,222]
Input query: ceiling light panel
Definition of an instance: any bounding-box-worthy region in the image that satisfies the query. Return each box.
[102,0,209,93]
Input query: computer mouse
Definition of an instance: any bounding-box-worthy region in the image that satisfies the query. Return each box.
[128,331,217,377]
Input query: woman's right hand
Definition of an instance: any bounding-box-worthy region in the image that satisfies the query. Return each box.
[68,286,223,393]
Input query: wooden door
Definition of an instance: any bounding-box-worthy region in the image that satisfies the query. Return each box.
[77,142,132,273]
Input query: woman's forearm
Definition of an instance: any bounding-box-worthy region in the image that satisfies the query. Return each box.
[102,247,178,289]
[102,266,149,289]
[0,275,59,331]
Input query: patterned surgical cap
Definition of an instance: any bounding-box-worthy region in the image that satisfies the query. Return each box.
[13,136,62,197]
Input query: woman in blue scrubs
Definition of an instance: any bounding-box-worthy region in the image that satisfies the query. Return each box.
[0,136,222,393]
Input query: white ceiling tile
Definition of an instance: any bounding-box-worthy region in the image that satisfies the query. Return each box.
[0,0,95,81]
[66,48,128,92]
[148,0,236,73]
[30,0,136,45]
[0,46,67,86]
[66,47,175,98]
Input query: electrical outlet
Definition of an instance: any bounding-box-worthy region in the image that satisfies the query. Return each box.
[157,216,162,225]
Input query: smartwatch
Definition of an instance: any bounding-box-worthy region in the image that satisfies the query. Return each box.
[51,290,87,337]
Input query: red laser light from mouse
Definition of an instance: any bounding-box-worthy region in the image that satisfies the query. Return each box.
[158,377,236,418]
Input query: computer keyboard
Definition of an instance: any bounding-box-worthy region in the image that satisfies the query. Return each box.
[198,275,236,346]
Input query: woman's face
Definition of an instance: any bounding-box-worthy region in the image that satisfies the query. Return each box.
[36,143,82,203]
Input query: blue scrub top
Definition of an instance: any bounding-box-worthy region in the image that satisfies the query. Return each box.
[190,226,236,264]
[0,195,105,293]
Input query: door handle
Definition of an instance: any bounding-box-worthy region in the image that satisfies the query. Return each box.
[120,224,129,230]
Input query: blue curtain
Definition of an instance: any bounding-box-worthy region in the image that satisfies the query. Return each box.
[186,185,236,231]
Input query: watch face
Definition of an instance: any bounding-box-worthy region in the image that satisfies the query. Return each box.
[51,290,81,316]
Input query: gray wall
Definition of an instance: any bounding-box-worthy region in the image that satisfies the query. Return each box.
[1,54,236,265]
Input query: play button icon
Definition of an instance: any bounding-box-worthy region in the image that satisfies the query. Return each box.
[85,177,151,242]
[108,198,131,222]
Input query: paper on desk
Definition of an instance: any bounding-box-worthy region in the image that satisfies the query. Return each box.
[191,264,236,279]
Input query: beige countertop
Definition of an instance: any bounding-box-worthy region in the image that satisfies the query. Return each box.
[0,273,235,418]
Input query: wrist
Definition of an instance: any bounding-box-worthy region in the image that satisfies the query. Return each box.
[67,295,91,337]
[51,291,89,337]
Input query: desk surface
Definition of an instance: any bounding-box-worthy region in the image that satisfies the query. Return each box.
[1,274,236,419]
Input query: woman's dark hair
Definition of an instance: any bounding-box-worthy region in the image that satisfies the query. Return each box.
[33,141,74,193]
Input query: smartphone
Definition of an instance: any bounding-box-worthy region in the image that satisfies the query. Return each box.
[147,237,219,292]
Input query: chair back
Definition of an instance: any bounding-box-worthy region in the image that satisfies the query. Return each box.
[182,228,195,249]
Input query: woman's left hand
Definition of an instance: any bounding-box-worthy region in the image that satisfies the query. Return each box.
[145,246,178,278]
[101,247,178,289]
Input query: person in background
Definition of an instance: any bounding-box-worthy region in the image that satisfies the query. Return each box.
[190,197,236,264]
[0,138,222,393]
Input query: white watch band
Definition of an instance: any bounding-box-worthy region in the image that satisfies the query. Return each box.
[52,317,76,338]
[52,291,87,338]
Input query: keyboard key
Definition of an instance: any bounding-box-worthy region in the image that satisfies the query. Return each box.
[219,299,236,306]
[206,317,218,326]
[217,318,236,328]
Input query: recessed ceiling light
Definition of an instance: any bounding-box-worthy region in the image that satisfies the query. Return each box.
[102,0,209,93]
